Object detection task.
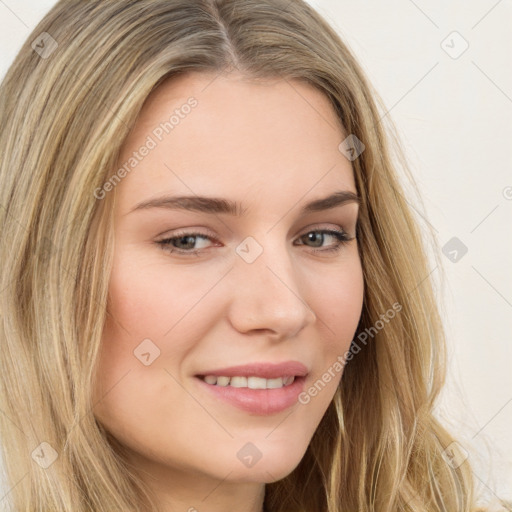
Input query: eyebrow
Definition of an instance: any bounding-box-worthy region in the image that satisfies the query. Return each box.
[127,190,360,217]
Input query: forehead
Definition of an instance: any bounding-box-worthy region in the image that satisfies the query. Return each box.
[114,71,356,215]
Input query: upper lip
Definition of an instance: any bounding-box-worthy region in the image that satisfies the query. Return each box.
[195,361,309,379]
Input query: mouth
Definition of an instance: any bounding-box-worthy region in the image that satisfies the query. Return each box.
[193,361,309,415]
[196,374,298,389]
[194,373,308,415]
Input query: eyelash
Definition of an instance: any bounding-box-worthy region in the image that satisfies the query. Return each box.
[156,228,354,256]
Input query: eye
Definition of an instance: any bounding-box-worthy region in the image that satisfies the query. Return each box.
[156,231,216,256]
[156,227,354,256]
[295,228,353,253]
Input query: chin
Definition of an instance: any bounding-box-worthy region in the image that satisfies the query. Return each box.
[221,459,301,484]
[207,440,307,483]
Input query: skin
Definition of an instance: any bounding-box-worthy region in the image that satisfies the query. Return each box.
[92,70,364,512]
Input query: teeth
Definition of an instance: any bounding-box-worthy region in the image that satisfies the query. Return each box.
[247,376,267,389]
[266,377,284,389]
[200,375,296,389]
[204,375,218,385]
[230,376,247,388]
[216,376,230,387]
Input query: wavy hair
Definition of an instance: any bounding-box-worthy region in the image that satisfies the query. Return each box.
[0,0,489,510]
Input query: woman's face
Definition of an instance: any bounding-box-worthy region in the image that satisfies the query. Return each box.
[93,71,364,492]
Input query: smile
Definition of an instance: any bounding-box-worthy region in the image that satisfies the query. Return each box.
[195,375,307,415]
[197,375,296,389]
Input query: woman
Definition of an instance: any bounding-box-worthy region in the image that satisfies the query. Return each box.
[0,0,498,510]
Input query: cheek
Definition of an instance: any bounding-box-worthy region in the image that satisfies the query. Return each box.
[104,246,210,340]
[104,260,170,339]
[296,261,363,412]
[309,256,364,348]
[96,246,224,391]
[92,254,198,441]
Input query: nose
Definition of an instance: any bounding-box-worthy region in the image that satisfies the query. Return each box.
[226,238,317,339]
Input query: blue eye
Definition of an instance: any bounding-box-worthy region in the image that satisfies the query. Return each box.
[156,228,354,256]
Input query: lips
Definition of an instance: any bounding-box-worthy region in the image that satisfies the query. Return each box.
[195,361,309,380]
[193,361,309,415]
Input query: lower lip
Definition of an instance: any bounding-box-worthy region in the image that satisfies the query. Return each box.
[194,376,307,415]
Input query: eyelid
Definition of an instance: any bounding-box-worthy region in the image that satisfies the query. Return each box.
[156,222,351,242]
[156,226,219,242]
[298,222,349,235]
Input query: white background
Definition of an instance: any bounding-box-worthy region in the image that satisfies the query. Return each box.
[1,0,511,505]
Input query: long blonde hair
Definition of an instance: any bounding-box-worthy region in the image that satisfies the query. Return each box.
[0,0,486,510]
